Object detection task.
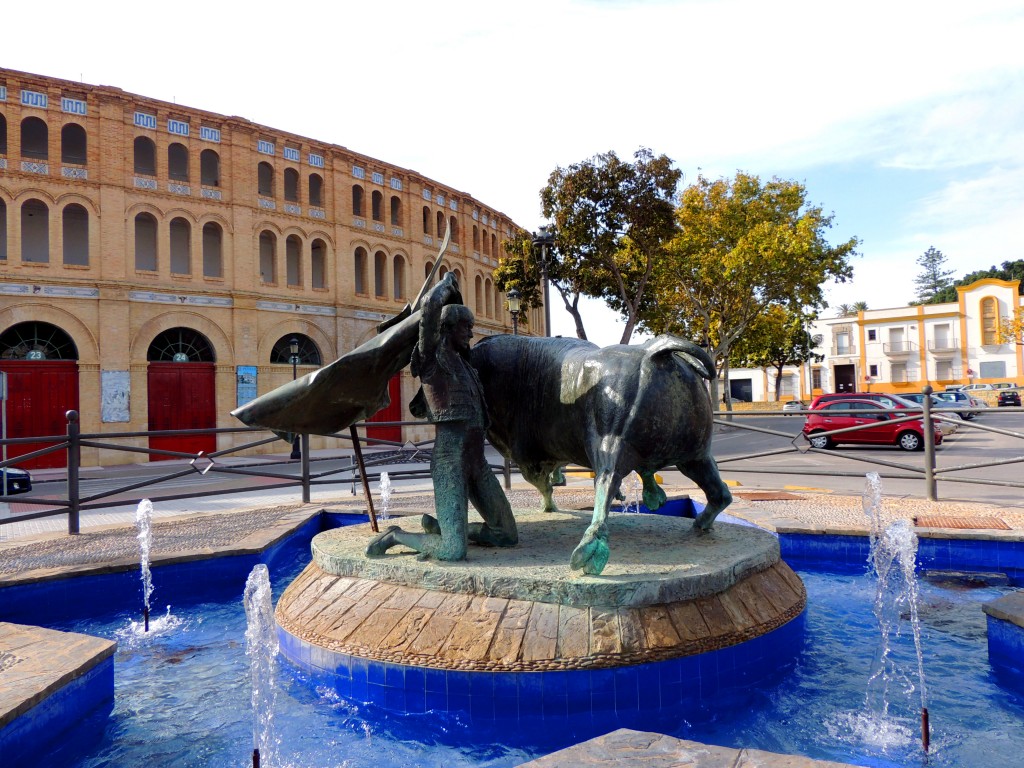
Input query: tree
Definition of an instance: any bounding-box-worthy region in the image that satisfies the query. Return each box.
[536,147,682,343]
[927,259,1024,304]
[913,246,955,303]
[1000,308,1024,346]
[493,228,544,331]
[731,305,823,400]
[641,172,858,408]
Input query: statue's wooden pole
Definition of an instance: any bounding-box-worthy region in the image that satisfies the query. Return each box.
[350,425,379,532]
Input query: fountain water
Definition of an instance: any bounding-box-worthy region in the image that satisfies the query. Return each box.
[135,499,154,631]
[859,472,930,754]
[379,471,392,521]
[244,564,278,768]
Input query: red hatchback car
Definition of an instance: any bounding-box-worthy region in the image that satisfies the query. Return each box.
[802,398,943,451]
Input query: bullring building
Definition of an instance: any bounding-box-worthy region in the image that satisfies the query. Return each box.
[0,68,533,469]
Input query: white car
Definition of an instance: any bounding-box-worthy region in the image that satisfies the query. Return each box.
[960,383,994,392]
[782,400,805,415]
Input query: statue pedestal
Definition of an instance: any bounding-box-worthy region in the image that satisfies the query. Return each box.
[276,510,806,735]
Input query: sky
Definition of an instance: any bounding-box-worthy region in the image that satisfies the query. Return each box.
[6,0,1024,346]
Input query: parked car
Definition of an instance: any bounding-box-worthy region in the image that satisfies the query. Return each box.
[960,383,994,392]
[899,393,963,434]
[998,389,1022,407]
[809,392,922,411]
[802,399,942,451]
[992,383,1015,390]
[933,390,986,419]
[0,466,32,495]
[782,400,805,414]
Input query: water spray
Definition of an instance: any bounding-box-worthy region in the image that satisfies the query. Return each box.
[135,499,154,632]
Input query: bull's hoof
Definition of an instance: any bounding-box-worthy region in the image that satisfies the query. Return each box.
[366,525,402,556]
[642,484,667,511]
[570,533,610,575]
[421,514,441,534]
[693,513,716,533]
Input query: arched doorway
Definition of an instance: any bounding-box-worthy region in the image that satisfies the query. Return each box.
[366,375,402,444]
[0,322,80,469]
[147,328,216,460]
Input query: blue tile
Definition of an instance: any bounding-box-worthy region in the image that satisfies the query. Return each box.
[469,672,495,699]
[635,663,661,698]
[471,691,495,721]
[366,682,387,706]
[424,668,446,693]
[367,661,386,686]
[518,671,544,699]
[404,666,425,694]
[661,680,683,708]
[493,692,519,720]
[385,664,404,689]
[406,687,426,715]
[448,693,471,716]
[613,668,639,712]
[589,668,615,698]
[333,675,352,699]
[447,670,471,696]
[543,671,569,698]
[384,685,407,711]
[543,694,568,719]
[425,690,448,712]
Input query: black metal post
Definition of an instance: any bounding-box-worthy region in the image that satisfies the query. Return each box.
[532,227,555,337]
[66,410,81,535]
[300,433,311,503]
[922,384,937,500]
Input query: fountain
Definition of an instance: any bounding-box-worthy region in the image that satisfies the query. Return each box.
[379,471,392,522]
[244,564,278,768]
[135,499,154,632]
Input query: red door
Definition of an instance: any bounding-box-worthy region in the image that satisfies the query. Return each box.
[0,360,79,469]
[366,374,403,444]
[147,362,217,460]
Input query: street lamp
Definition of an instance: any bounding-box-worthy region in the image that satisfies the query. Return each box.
[507,288,521,336]
[289,336,301,460]
[531,226,555,337]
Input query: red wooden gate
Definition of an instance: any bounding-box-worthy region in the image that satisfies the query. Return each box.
[0,360,79,469]
[366,374,402,444]
[147,362,217,460]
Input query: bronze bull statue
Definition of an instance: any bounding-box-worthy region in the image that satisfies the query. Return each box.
[470,334,733,575]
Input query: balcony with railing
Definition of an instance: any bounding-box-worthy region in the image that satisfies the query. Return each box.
[928,338,960,357]
[883,340,918,356]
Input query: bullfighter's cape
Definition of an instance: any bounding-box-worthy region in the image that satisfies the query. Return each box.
[231,230,454,438]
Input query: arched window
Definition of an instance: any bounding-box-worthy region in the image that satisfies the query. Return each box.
[258,162,274,197]
[168,142,189,181]
[270,334,321,366]
[0,113,7,155]
[62,204,89,266]
[200,149,219,187]
[981,297,1000,346]
[424,260,433,281]
[284,168,299,203]
[352,185,364,217]
[147,328,215,362]
[311,239,327,289]
[170,217,191,274]
[474,275,483,313]
[491,233,497,257]
[422,206,431,235]
[21,199,49,263]
[202,222,223,278]
[134,212,158,270]
[0,322,78,360]
[0,199,7,260]
[259,230,277,284]
[436,211,445,238]
[449,216,458,243]
[374,250,387,297]
[354,247,368,294]
[21,117,48,160]
[134,136,156,175]
[286,234,302,286]
[309,174,324,207]
[493,284,502,320]
[473,226,480,252]
[392,254,406,300]
[390,195,401,226]
[483,229,490,256]
[485,278,494,317]
[371,191,383,222]
[61,123,87,165]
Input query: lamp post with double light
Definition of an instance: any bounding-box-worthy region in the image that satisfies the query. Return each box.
[507,287,521,336]
[531,227,555,337]
[289,336,301,460]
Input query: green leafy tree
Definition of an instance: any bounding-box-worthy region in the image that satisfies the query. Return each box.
[927,259,1024,304]
[535,147,682,343]
[913,246,955,303]
[999,308,1024,346]
[493,228,544,331]
[642,172,858,408]
[731,306,823,400]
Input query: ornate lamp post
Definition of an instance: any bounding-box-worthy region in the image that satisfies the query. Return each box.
[531,226,555,337]
[507,287,521,336]
[289,336,301,460]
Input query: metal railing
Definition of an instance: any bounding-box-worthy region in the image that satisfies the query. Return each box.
[0,411,512,535]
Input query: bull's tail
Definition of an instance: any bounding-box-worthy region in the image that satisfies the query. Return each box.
[643,335,715,379]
